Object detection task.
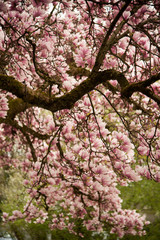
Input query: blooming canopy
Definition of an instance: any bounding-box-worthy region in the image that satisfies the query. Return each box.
[0,0,160,238]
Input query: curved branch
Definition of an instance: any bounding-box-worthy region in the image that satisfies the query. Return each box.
[141,88,160,106]
[0,74,51,107]
[0,70,128,113]
[8,98,31,119]
[2,72,159,114]
[121,72,160,98]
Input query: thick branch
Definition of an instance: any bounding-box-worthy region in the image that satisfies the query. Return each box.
[0,74,51,107]
[121,72,160,98]
[8,98,31,119]
[141,88,160,106]
[2,72,159,114]
[0,71,128,113]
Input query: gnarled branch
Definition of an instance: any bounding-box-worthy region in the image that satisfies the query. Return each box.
[121,72,160,98]
[0,70,128,113]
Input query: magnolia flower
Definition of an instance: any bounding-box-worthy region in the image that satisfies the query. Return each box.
[123,11,130,20]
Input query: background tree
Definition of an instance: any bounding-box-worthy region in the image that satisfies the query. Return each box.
[0,0,160,238]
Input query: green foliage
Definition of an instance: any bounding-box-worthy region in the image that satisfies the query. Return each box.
[0,219,106,240]
[120,179,160,216]
[0,171,27,213]
[119,179,160,240]
[1,169,160,240]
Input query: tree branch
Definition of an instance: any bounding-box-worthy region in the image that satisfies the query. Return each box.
[67,63,90,77]
[0,74,51,107]
[121,72,160,98]
[91,0,132,73]
[0,70,128,113]
[2,72,159,114]
[7,98,31,119]
[0,117,50,140]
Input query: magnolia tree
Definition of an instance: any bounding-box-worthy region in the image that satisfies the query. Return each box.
[0,0,160,238]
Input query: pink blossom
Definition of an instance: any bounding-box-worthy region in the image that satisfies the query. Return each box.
[62,121,73,134]
[92,138,101,148]
[75,57,85,68]
[114,161,123,170]
[78,46,90,59]
[133,32,140,41]
[101,175,110,186]
[72,144,82,154]
[33,7,45,18]
[2,212,8,220]
[12,210,24,218]
[137,146,149,156]
[122,167,137,180]
[155,172,160,182]
[123,11,130,20]
[95,165,107,175]
[47,178,55,185]
[23,179,29,185]
[63,80,72,91]
[109,58,117,67]
[48,122,55,132]
[119,37,128,49]
[79,149,88,159]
